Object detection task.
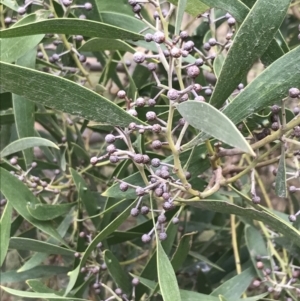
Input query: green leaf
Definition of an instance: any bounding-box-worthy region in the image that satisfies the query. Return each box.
[157,239,181,301]
[27,279,64,295]
[26,202,76,221]
[0,266,70,284]
[9,237,74,256]
[1,137,59,158]
[0,286,89,300]
[19,209,74,272]
[209,0,290,108]
[170,1,285,67]
[171,232,194,272]
[189,251,224,272]
[275,150,287,198]
[0,36,44,63]
[245,225,272,280]
[0,18,143,40]
[12,49,36,168]
[70,168,100,228]
[177,101,255,156]
[179,200,300,248]
[0,0,19,11]
[137,275,219,301]
[0,167,66,244]
[104,250,131,294]
[0,203,12,266]
[210,267,256,299]
[99,12,147,36]
[167,0,209,17]
[223,45,300,125]
[175,0,188,35]
[79,38,135,53]
[64,199,136,294]
[183,46,300,149]
[0,62,144,127]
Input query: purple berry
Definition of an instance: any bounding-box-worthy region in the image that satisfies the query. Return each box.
[142,233,151,243]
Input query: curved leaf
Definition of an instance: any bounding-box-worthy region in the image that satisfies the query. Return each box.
[183,46,300,149]
[0,167,65,244]
[209,0,290,108]
[0,18,143,40]
[175,0,188,35]
[104,250,131,294]
[0,35,44,63]
[157,239,181,301]
[12,49,36,167]
[27,203,76,221]
[100,12,147,34]
[180,200,300,248]
[223,45,300,124]
[211,267,256,299]
[0,203,12,266]
[79,38,135,53]
[9,238,74,256]
[0,286,89,300]
[0,266,70,284]
[245,226,272,281]
[65,200,136,294]
[167,0,209,17]
[1,137,59,158]
[0,62,144,127]
[275,150,287,198]
[177,101,255,155]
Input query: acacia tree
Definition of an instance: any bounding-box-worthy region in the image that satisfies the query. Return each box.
[0,0,300,300]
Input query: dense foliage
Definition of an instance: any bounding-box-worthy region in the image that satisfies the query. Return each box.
[0,0,300,300]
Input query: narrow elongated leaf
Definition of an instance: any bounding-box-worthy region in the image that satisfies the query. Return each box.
[175,0,188,35]
[27,279,63,295]
[211,267,256,299]
[79,38,135,53]
[171,232,194,271]
[104,250,131,294]
[0,286,89,300]
[189,251,224,272]
[0,62,144,127]
[0,36,44,63]
[70,168,100,227]
[0,203,12,266]
[9,238,74,256]
[137,275,219,301]
[167,0,209,17]
[1,137,59,157]
[180,200,300,248]
[0,168,65,244]
[184,46,300,149]
[27,202,76,221]
[0,18,142,40]
[170,0,285,67]
[275,150,287,198]
[19,209,74,272]
[223,46,300,125]
[0,0,19,11]
[65,200,136,294]
[245,226,272,280]
[12,49,36,167]
[177,101,255,155]
[157,239,181,301]
[100,12,147,34]
[0,266,70,284]
[209,0,290,108]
